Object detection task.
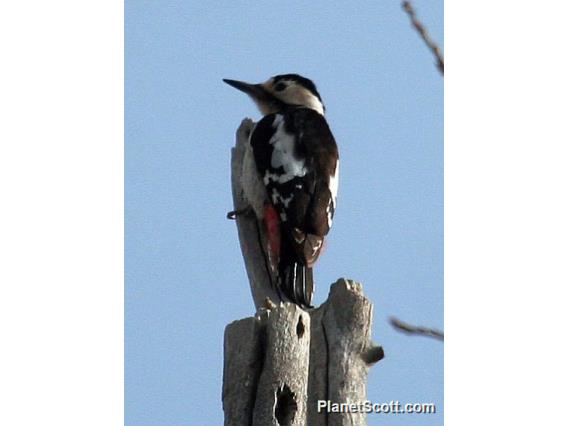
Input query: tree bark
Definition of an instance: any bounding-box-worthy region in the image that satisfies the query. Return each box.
[230,118,281,310]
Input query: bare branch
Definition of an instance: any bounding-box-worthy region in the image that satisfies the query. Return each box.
[402,1,444,75]
[389,316,444,341]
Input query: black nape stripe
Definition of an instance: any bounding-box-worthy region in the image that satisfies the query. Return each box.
[272,74,323,102]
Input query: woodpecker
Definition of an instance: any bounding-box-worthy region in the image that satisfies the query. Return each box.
[224,74,339,308]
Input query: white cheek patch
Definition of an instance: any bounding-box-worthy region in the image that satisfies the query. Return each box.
[303,93,325,115]
[270,83,325,115]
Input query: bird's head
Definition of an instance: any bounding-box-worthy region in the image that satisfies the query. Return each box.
[223,74,325,116]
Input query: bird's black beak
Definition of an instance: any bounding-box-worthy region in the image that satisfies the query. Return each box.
[223,79,271,102]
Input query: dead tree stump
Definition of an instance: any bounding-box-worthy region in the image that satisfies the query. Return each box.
[223,119,383,426]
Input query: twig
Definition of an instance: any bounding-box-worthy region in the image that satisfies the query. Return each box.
[402,1,444,75]
[389,316,444,341]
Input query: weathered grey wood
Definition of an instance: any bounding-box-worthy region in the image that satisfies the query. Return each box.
[306,305,329,426]
[230,118,282,310]
[322,279,383,426]
[307,279,383,426]
[252,304,310,426]
[223,281,383,426]
[222,317,263,426]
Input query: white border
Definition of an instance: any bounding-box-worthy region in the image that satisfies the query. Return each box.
[446,1,568,424]
[2,1,568,425]
[0,2,123,424]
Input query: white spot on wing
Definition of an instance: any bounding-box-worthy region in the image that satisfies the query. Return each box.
[329,159,339,209]
[326,161,339,229]
[263,170,296,185]
[269,186,294,210]
[281,194,293,208]
[326,199,333,228]
[314,241,322,254]
[271,188,280,204]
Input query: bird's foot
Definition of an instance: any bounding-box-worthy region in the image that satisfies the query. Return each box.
[263,297,277,310]
[226,205,252,220]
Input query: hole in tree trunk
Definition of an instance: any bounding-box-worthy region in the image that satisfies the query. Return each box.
[296,315,305,339]
[274,384,297,425]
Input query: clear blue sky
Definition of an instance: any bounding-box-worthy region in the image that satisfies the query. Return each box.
[125,1,443,425]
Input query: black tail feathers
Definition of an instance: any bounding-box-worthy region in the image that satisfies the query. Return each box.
[280,262,314,309]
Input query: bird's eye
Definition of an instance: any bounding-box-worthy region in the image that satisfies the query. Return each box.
[274,82,286,92]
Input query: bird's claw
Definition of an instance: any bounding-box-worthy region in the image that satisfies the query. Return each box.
[226,206,252,220]
[263,297,277,310]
